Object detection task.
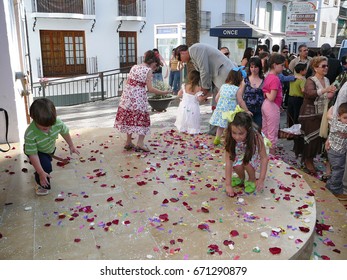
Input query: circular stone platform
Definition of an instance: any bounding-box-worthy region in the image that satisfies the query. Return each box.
[0,128,316,260]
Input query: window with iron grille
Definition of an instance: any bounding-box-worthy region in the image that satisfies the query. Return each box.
[281,5,287,33]
[265,2,273,31]
[321,22,327,37]
[331,22,336,37]
[200,11,211,30]
[40,30,86,77]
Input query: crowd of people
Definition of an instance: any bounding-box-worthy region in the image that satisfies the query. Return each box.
[24,43,347,202]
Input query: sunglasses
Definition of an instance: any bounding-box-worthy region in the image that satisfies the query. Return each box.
[224,52,230,56]
[318,64,328,68]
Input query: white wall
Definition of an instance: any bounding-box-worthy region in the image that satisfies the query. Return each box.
[311,0,339,48]
[0,0,28,143]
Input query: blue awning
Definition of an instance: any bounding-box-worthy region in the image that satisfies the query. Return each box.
[210,21,271,38]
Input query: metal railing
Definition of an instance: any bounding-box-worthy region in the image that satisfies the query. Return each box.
[32,67,131,106]
[32,0,95,15]
[118,0,146,17]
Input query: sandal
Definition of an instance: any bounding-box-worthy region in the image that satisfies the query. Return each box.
[124,143,135,151]
[135,145,150,153]
[244,181,256,194]
[35,186,49,196]
[321,174,331,182]
[232,177,244,187]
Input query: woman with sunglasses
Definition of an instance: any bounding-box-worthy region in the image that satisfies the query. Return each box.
[298,56,336,174]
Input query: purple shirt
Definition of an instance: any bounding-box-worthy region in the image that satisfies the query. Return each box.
[263,73,283,108]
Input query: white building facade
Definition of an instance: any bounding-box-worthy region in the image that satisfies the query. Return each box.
[0,0,343,143]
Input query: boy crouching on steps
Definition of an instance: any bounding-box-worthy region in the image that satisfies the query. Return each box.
[24,98,80,195]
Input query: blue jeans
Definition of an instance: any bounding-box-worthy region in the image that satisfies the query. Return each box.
[169,71,180,93]
[25,149,53,189]
[327,149,346,194]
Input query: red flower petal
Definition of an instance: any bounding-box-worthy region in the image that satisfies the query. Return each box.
[54,198,64,202]
[299,226,310,233]
[74,238,81,243]
[170,198,179,202]
[159,214,169,222]
[321,255,330,260]
[198,224,209,231]
[201,207,209,213]
[223,240,234,246]
[116,200,123,206]
[162,199,169,204]
[269,247,281,255]
[106,197,114,202]
[153,191,158,195]
[230,230,239,237]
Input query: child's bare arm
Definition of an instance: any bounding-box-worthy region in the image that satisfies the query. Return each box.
[327,106,334,121]
[225,151,235,196]
[177,88,183,98]
[61,133,80,155]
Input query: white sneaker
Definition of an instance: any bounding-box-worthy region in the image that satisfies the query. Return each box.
[35,186,49,196]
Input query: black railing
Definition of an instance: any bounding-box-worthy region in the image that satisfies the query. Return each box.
[32,0,95,15]
[118,0,146,17]
[32,67,131,106]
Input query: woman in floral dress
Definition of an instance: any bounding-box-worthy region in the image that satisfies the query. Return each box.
[114,50,171,152]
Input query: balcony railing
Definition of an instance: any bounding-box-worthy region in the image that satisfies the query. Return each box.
[32,0,95,15]
[340,7,347,18]
[118,0,146,17]
[222,13,245,24]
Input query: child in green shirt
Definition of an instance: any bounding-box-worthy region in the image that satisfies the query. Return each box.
[24,98,80,195]
[287,63,307,126]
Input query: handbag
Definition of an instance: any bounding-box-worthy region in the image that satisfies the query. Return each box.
[0,108,11,152]
[319,101,329,138]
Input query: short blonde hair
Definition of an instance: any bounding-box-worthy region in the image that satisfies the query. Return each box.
[310,56,328,69]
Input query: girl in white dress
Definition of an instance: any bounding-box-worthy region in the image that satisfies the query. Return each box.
[175,70,205,134]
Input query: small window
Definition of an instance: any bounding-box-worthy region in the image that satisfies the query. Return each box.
[281,5,287,33]
[331,22,336,37]
[321,22,327,37]
[334,0,339,6]
[265,2,273,31]
[324,0,329,5]
[200,11,211,30]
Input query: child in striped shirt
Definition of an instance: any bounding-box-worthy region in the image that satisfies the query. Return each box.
[24,98,80,195]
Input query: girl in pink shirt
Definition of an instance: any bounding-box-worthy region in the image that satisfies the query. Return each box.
[261,53,285,154]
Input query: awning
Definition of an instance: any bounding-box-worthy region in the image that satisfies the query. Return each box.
[210,21,272,38]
